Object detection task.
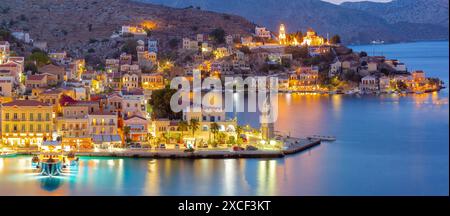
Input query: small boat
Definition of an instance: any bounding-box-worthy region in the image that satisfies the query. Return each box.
[307,135,337,141]
[336,90,345,94]
[33,141,79,176]
[371,40,385,44]
[0,149,17,157]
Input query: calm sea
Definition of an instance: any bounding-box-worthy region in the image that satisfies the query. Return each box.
[0,41,448,195]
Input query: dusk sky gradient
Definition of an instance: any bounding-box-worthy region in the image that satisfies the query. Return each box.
[323,0,392,4]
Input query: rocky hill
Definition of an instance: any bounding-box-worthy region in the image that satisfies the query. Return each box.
[0,0,255,58]
[341,0,449,27]
[137,0,449,44]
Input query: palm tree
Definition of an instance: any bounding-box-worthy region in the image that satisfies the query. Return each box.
[235,125,243,138]
[123,126,131,146]
[210,123,220,143]
[178,120,189,138]
[189,119,199,137]
[146,133,154,146]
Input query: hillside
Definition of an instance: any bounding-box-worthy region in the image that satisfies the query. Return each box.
[341,0,449,27]
[136,0,449,44]
[0,0,255,58]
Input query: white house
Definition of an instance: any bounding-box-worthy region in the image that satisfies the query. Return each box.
[360,75,378,92]
[255,27,271,38]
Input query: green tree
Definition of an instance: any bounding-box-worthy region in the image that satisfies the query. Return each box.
[123,126,131,143]
[285,46,309,59]
[148,87,182,120]
[210,28,226,44]
[210,123,220,142]
[121,39,138,59]
[146,133,154,146]
[168,38,180,49]
[189,119,199,137]
[24,62,38,74]
[178,120,189,138]
[359,51,368,57]
[330,34,341,44]
[27,51,50,67]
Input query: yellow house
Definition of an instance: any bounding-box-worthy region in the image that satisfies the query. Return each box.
[1,100,53,147]
[141,73,165,90]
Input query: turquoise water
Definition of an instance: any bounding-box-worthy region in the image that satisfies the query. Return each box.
[0,41,448,195]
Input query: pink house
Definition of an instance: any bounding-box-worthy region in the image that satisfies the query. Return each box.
[123,115,148,143]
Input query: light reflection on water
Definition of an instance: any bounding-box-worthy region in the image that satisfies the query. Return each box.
[1,40,449,195]
[0,93,448,196]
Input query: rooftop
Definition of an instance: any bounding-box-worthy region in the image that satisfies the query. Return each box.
[2,99,51,107]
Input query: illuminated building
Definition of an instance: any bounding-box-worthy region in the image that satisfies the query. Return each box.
[121,25,147,36]
[122,73,140,90]
[1,100,53,147]
[0,41,10,64]
[301,28,325,46]
[255,26,271,38]
[0,79,12,97]
[141,73,164,90]
[289,66,319,91]
[56,104,91,149]
[123,115,149,143]
[89,111,121,149]
[279,24,287,45]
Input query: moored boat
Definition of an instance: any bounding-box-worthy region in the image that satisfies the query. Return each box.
[307,135,337,141]
[0,149,17,157]
[32,141,79,176]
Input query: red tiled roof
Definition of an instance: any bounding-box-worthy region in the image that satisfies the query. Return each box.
[38,64,65,74]
[59,94,77,106]
[124,115,147,121]
[90,111,117,116]
[0,62,18,67]
[2,99,50,107]
[27,74,46,81]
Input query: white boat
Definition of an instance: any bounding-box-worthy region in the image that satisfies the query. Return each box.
[371,40,385,44]
[307,135,337,141]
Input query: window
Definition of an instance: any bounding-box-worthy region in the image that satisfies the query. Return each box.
[5,113,9,120]
[37,113,42,121]
[37,124,42,132]
[21,124,25,132]
[21,113,25,121]
[13,124,17,132]
[46,124,50,132]
[4,124,9,132]
[46,113,50,121]
[13,113,18,120]
[29,125,33,132]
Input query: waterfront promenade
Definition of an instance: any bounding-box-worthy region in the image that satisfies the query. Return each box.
[13,138,321,159]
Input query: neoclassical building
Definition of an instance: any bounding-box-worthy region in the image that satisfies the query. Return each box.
[1,100,53,147]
